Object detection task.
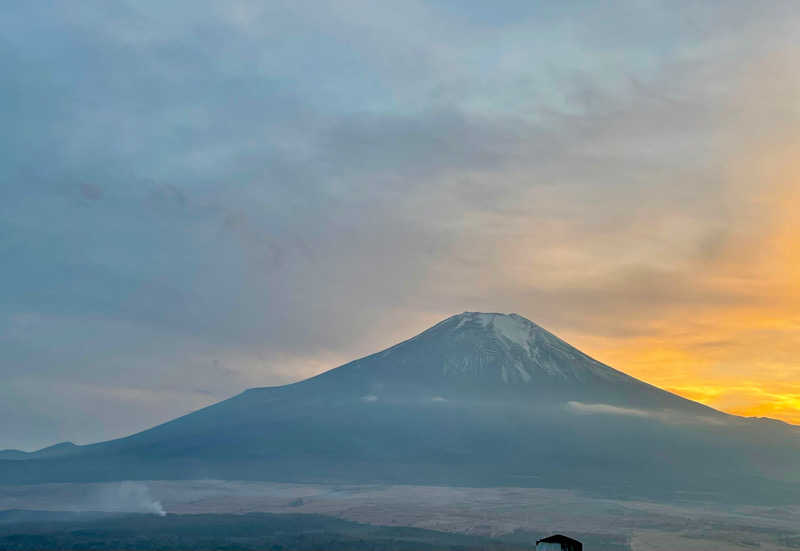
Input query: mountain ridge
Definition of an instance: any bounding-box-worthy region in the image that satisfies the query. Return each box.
[266,311,725,420]
[1,312,798,504]
[8,312,797,455]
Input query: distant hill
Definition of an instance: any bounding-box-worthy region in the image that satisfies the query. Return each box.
[0,450,28,460]
[2,312,798,503]
[0,442,77,461]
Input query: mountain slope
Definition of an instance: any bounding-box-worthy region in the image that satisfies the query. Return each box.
[2,312,798,503]
[293,312,720,412]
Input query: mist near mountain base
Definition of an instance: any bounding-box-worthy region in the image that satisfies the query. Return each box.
[84,482,165,516]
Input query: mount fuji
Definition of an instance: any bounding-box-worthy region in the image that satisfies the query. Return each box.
[2,312,798,503]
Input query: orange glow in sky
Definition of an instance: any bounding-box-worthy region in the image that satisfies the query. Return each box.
[563,139,800,425]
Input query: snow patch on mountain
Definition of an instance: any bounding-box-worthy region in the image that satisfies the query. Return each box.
[454,312,535,351]
[492,314,533,354]
[443,312,635,385]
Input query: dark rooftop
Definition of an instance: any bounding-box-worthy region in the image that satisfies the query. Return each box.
[536,534,582,545]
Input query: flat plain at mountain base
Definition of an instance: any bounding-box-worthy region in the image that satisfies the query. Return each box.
[1,481,798,550]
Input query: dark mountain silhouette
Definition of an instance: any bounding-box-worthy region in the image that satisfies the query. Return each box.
[2,312,798,503]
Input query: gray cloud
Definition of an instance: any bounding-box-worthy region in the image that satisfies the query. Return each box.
[566,402,652,418]
[566,402,728,426]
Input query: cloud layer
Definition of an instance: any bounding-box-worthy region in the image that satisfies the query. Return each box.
[2,1,800,449]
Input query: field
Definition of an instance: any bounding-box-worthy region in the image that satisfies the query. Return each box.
[1,481,798,550]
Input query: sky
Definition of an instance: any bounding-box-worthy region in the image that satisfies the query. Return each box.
[2,0,800,450]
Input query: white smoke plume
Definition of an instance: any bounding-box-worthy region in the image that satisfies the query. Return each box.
[87,481,166,516]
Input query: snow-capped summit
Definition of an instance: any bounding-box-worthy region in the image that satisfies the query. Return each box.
[454,312,538,352]
[366,311,635,388]
[293,311,720,416]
